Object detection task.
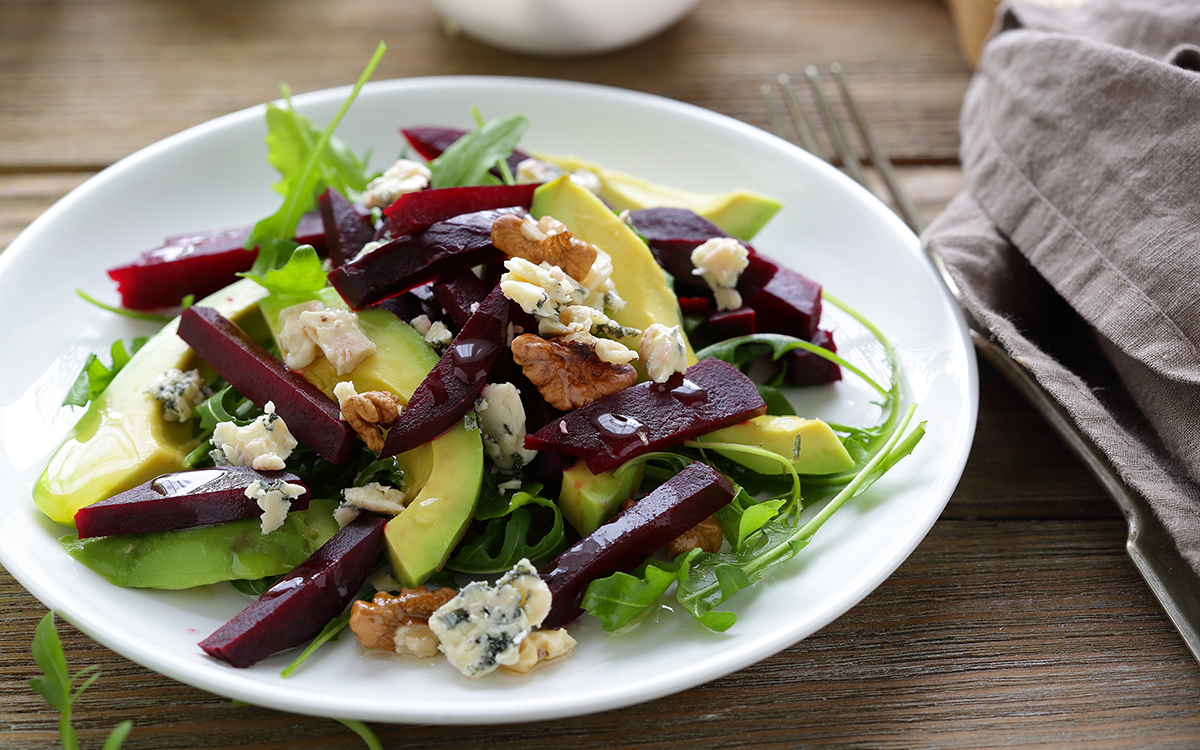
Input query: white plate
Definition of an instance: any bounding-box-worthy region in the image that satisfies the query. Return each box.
[0,77,977,724]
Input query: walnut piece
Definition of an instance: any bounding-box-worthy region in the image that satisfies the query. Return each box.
[491,213,598,281]
[510,333,636,410]
[349,586,457,655]
[666,514,725,557]
[501,629,578,674]
[341,390,401,452]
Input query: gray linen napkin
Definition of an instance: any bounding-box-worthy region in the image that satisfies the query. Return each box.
[924,0,1200,572]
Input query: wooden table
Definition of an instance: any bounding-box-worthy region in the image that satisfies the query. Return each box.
[3,0,1199,746]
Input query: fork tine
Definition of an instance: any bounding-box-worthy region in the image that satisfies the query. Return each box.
[830,63,926,234]
[760,83,788,141]
[776,74,825,159]
[804,65,869,189]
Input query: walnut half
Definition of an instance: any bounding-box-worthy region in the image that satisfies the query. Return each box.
[510,333,636,410]
[349,586,457,657]
[341,390,401,452]
[491,213,598,281]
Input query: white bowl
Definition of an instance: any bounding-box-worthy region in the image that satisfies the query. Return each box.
[425,0,703,56]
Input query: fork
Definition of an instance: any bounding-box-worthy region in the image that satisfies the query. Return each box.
[762,65,1200,664]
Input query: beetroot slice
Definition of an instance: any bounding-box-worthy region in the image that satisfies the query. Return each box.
[742,264,823,341]
[783,328,841,386]
[401,127,530,176]
[379,285,510,458]
[199,512,385,668]
[540,461,736,629]
[74,466,309,539]
[178,306,356,464]
[432,267,493,330]
[328,207,521,310]
[319,188,374,268]
[109,212,329,311]
[627,207,730,243]
[108,226,256,310]
[525,358,767,475]
[383,183,538,237]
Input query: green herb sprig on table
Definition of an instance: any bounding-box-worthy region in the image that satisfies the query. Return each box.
[29,612,132,750]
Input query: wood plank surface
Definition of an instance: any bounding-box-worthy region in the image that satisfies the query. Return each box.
[3,0,1199,746]
[0,0,968,171]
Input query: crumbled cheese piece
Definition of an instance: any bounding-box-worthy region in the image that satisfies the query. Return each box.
[691,237,750,311]
[298,307,377,375]
[428,559,551,677]
[423,320,452,350]
[515,157,561,184]
[469,301,481,314]
[145,368,207,422]
[520,215,569,242]
[475,382,539,471]
[210,402,297,471]
[244,477,305,534]
[587,335,640,366]
[353,239,385,263]
[639,323,689,383]
[371,571,401,592]
[497,478,523,492]
[514,158,600,195]
[333,380,360,410]
[363,158,431,208]
[568,169,602,195]
[277,301,324,369]
[333,502,361,528]
[342,482,407,516]
[395,622,441,658]
[579,249,624,312]
[409,314,433,336]
[499,257,585,318]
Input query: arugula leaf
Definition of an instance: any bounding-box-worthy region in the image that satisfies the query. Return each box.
[241,244,327,294]
[281,611,352,679]
[696,332,888,398]
[429,113,530,189]
[675,406,924,629]
[581,561,677,631]
[446,487,566,573]
[757,383,796,416]
[263,93,372,202]
[75,289,177,322]
[29,612,132,750]
[713,487,785,550]
[245,42,386,271]
[63,337,149,407]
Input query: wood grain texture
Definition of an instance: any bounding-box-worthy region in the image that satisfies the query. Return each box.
[0,0,969,171]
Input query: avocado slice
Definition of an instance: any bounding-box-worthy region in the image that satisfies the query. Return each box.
[34,278,268,527]
[531,175,697,379]
[259,288,484,588]
[695,415,855,475]
[536,153,782,241]
[558,459,643,537]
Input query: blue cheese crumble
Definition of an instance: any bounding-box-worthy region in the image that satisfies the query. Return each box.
[363,158,431,208]
[639,323,689,383]
[475,382,539,471]
[428,559,552,677]
[691,237,750,311]
[145,368,207,422]
[210,401,297,471]
[244,477,305,534]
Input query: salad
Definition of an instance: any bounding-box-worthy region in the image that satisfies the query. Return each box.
[29,54,925,682]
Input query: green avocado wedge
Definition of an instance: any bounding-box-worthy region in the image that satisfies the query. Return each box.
[694,415,855,475]
[259,287,484,589]
[60,498,340,589]
[34,279,268,527]
[558,459,643,537]
[535,153,782,241]
[532,175,697,379]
